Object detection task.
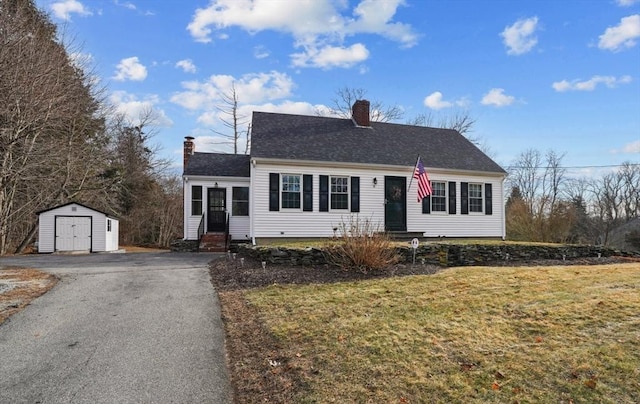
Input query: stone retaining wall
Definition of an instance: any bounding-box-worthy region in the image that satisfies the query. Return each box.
[237,243,636,267]
[170,239,199,252]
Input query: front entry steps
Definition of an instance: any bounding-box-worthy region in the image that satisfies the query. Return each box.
[387,231,424,240]
[199,232,229,253]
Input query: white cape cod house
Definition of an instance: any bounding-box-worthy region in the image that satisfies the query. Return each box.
[183,100,507,250]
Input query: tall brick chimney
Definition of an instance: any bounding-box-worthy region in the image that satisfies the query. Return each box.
[183,136,195,168]
[352,99,371,127]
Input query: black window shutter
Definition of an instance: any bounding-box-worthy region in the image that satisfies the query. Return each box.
[422,195,431,214]
[319,175,329,212]
[448,181,456,215]
[461,182,469,215]
[350,177,360,212]
[485,183,493,215]
[269,173,279,211]
[303,175,313,211]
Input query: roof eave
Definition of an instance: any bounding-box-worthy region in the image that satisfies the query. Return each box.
[251,157,507,177]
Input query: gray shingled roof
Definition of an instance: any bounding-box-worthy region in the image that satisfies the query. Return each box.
[250,111,506,174]
[184,152,250,177]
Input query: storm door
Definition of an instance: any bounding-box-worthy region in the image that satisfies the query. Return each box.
[384,176,407,232]
[207,188,227,232]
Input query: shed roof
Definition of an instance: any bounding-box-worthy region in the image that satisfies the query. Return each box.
[36,202,117,219]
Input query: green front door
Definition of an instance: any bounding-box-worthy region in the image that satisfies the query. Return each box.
[384,176,406,232]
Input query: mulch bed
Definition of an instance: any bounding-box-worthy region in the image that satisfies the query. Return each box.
[209,254,640,403]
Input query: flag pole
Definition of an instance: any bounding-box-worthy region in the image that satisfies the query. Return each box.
[407,155,421,192]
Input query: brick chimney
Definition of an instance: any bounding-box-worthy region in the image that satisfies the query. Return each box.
[183,136,195,168]
[352,99,370,127]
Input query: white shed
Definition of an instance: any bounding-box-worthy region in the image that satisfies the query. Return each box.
[37,202,119,253]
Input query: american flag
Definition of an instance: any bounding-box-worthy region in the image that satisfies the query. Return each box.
[413,157,433,202]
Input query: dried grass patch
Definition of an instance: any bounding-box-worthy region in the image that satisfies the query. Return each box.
[243,263,640,403]
[0,267,58,324]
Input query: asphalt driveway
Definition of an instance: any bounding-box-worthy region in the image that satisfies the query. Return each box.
[0,252,231,403]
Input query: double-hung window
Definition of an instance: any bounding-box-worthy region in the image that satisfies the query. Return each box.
[281,174,301,209]
[431,181,446,212]
[232,187,249,216]
[191,185,203,216]
[330,176,349,210]
[469,183,483,213]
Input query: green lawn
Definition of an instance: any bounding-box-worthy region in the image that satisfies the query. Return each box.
[245,263,640,403]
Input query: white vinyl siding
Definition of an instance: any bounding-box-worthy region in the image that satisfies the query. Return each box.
[412,176,503,238]
[252,161,505,240]
[183,177,250,241]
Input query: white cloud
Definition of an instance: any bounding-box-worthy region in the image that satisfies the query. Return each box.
[552,75,632,92]
[113,57,147,81]
[110,91,173,127]
[176,59,197,73]
[500,16,539,55]
[186,0,417,68]
[254,46,270,59]
[598,14,640,51]
[424,92,469,110]
[51,0,92,20]
[171,71,295,112]
[623,140,640,153]
[610,140,640,154]
[616,0,640,6]
[423,92,452,110]
[291,43,369,69]
[345,0,418,47]
[196,101,322,126]
[114,0,136,10]
[481,88,516,107]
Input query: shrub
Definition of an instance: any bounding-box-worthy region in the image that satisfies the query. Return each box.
[324,216,399,273]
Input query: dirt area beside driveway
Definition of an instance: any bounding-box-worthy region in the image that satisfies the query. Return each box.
[0,267,57,325]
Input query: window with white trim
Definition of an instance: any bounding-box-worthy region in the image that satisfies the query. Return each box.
[469,183,483,213]
[330,176,349,210]
[232,187,249,216]
[107,219,112,232]
[281,174,301,209]
[191,185,202,216]
[431,181,446,212]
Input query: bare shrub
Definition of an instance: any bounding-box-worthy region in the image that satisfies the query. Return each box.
[325,216,399,273]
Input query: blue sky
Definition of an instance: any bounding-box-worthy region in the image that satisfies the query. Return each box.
[37,0,640,176]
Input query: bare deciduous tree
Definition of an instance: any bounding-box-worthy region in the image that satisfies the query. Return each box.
[0,0,112,254]
[324,87,404,123]
[506,149,572,242]
[210,82,250,154]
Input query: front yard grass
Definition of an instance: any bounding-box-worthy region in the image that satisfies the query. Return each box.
[240,263,640,403]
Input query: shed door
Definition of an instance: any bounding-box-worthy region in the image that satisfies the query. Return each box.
[56,216,92,251]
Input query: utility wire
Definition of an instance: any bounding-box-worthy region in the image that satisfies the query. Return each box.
[505,163,640,170]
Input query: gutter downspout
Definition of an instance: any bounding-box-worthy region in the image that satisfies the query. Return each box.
[250,159,256,245]
[501,175,507,240]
